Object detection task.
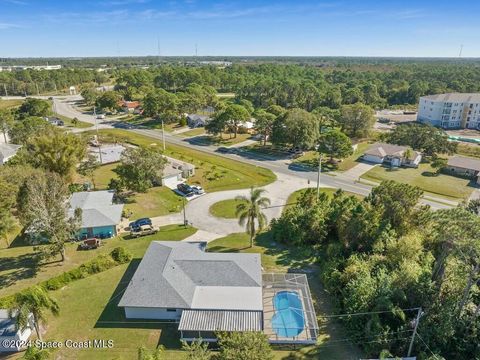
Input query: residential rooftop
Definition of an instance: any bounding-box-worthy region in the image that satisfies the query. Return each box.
[447,156,480,172]
[364,143,419,158]
[68,190,123,228]
[118,241,262,311]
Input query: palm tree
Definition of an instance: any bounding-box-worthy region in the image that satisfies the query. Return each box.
[9,286,59,341]
[235,187,271,248]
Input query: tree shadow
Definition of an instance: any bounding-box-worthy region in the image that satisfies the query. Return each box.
[94,260,182,349]
[0,252,41,289]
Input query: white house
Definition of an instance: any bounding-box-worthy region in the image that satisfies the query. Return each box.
[363,143,422,168]
[187,114,211,128]
[0,143,22,165]
[0,310,33,353]
[119,241,319,344]
[417,93,480,129]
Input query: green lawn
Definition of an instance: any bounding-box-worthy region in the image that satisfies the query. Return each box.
[361,163,474,201]
[0,225,196,298]
[124,187,184,218]
[209,199,248,219]
[54,113,93,129]
[179,127,206,137]
[94,129,276,192]
[293,142,371,172]
[0,99,22,110]
[89,164,183,218]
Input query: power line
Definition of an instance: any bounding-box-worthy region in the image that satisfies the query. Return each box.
[416,332,442,360]
[321,307,422,318]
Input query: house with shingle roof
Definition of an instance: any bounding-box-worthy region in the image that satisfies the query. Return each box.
[118,241,320,344]
[69,190,124,239]
[447,156,480,184]
[363,143,422,168]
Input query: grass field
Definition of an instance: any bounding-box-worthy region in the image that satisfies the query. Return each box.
[361,163,474,200]
[35,231,360,360]
[209,199,248,218]
[0,225,196,298]
[124,187,184,218]
[54,112,93,129]
[0,99,22,110]
[293,142,371,172]
[179,127,206,137]
[94,129,276,192]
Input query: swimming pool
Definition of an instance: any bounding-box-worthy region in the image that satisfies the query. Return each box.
[271,290,305,337]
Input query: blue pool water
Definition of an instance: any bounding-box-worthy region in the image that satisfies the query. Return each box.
[271,291,305,337]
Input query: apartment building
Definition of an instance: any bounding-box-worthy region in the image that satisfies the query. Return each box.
[417,93,480,130]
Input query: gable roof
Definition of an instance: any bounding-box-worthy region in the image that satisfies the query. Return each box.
[0,143,22,163]
[364,143,418,158]
[69,191,123,228]
[118,241,262,311]
[447,156,480,172]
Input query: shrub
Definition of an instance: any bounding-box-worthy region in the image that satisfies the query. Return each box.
[179,117,187,127]
[110,247,132,264]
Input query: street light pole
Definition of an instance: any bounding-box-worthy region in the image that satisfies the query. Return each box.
[316,153,322,198]
[407,307,423,357]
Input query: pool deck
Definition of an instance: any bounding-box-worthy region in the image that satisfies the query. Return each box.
[262,287,316,344]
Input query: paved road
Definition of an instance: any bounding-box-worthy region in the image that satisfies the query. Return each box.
[47,94,454,213]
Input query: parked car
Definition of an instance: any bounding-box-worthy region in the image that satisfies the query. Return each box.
[130,224,158,238]
[217,147,230,154]
[129,218,152,230]
[97,114,106,119]
[177,183,194,196]
[78,238,102,250]
[191,185,205,195]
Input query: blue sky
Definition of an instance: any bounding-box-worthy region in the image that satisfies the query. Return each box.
[1,0,480,57]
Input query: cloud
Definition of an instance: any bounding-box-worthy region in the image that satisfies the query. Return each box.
[1,0,27,4]
[0,22,22,29]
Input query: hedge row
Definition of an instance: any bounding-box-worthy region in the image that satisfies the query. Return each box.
[0,247,132,307]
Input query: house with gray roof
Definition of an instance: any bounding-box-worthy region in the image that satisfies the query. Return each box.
[119,241,319,344]
[0,310,33,352]
[0,143,22,165]
[69,190,124,239]
[187,114,211,128]
[363,143,422,168]
[447,156,480,184]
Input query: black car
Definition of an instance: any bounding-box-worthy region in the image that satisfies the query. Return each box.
[217,147,230,154]
[177,183,194,196]
[129,218,152,230]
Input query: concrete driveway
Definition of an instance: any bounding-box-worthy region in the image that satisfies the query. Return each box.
[339,162,378,181]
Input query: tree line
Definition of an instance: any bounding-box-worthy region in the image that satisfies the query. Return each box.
[271,182,480,359]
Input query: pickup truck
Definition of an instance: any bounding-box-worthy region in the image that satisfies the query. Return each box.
[130,224,158,238]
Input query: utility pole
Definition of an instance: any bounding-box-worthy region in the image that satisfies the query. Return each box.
[35,82,39,95]
[183,197,187,227]
[316,153,322,198]
[3,84,7,97]
[93,106,103,164]
[161,118,166,151]
[407,307,423,357]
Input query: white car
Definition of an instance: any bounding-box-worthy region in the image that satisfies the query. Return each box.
[191,185,205,195]
[97,114,106,119]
